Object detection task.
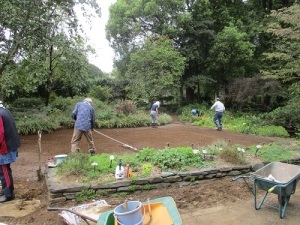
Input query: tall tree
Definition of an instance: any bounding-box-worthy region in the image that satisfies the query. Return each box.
[106,0,185,58]
[107,0,216,103]
[0,0,101,100]
[207,24,255,97]
[125,37,185,103]
[2,34,90,105]
[178,0,215,103]
[262,3,300,98]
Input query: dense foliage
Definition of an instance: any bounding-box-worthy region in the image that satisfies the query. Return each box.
[0,1,299,132]
[10,96,172,135]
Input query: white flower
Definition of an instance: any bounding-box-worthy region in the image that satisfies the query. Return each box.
[110,155,115,160]
[193,149,199,154]
[256,145,262,149]
[241,148,245,153]
[243,123,246,125]
[219,148,223,151]
[237,147,241,152]
[202,150,207,154]
[91,162,98,166]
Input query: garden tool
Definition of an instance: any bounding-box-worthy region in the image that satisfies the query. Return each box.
[93,129,139,152]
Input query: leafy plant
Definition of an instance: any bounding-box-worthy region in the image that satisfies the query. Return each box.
[218,146,247,165]
[76,189,97,203]
[56,153,91,176]
[247,143,300,162]
[135,148,157,162]
[115,100,137,115]
[151,147,204,170]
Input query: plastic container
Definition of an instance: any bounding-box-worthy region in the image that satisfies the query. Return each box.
[115,159,124,179]
[114,201,144,225]
[54,154,68,165]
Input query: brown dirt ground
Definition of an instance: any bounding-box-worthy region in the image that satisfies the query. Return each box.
[0,121,299,225]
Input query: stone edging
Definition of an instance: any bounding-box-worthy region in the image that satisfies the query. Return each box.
[46,158,300,205]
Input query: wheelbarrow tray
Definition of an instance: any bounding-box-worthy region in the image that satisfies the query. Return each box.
[251,162,300,196]
[97,196,182,225]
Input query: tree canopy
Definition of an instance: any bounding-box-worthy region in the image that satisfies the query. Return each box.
[262,3,300,97]
[0,0,101,103]
[125,37,185,103]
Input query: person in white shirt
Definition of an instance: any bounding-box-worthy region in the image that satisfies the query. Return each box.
[210,98,225,131]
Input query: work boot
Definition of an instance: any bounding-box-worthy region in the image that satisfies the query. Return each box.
[89,149,95,155]
[0,195,15,203]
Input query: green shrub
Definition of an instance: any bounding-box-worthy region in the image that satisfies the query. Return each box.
[57,153,91,176]
[256,125,289,137]
[262,98,300,130]
[218,146,247,165]
[88,86,112,102]
[15,113,62,135]
[136,148,157,162]
[115,100,137,115]
[151,147,204,170]
[203,140,229,155]
[247,143,300,162]
[10,97,44,111]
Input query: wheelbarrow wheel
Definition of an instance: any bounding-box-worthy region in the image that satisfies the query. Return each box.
[278,195,290,206]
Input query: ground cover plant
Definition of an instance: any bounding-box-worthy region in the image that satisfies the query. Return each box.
[56,140,300,186]
[178,104,291,138]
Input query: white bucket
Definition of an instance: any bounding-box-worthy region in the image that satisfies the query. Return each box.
[54,154,68,165]
[114,201,144,225]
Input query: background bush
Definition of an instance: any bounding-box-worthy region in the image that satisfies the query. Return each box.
[10,96,172,134]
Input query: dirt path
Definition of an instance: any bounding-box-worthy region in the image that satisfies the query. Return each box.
[1,123,299,225]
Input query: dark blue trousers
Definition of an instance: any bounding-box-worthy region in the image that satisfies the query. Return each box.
[0,164,14,197]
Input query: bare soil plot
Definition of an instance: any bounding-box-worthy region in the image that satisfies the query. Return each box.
[1,122,299,225]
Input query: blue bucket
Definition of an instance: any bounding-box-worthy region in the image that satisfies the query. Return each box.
[114,201,144,225]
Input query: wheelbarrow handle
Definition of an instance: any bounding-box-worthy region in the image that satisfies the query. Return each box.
[231,175,251,182]
[47,207,98,223]
[268,184,284,193]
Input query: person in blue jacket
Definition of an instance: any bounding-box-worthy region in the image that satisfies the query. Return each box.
[71,98,96,153]
[0,101,20,203]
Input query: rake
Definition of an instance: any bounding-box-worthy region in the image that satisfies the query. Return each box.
[93,129,139,152]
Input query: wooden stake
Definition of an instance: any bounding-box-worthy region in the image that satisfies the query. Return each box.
[36,130,43,181]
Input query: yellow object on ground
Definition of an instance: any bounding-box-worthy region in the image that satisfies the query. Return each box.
[114,202,174,225]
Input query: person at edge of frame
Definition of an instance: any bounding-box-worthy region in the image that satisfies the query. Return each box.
[0,101,21,203]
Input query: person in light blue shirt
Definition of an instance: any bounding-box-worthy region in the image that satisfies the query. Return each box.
[71,98,96,153]
[150,101,160,128]
[210,98,225,131]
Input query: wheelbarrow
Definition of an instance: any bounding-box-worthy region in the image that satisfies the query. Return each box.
[232,162,300,219]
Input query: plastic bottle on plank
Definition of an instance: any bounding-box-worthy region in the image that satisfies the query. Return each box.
[124,164,130,178]
[115,159,124,179]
